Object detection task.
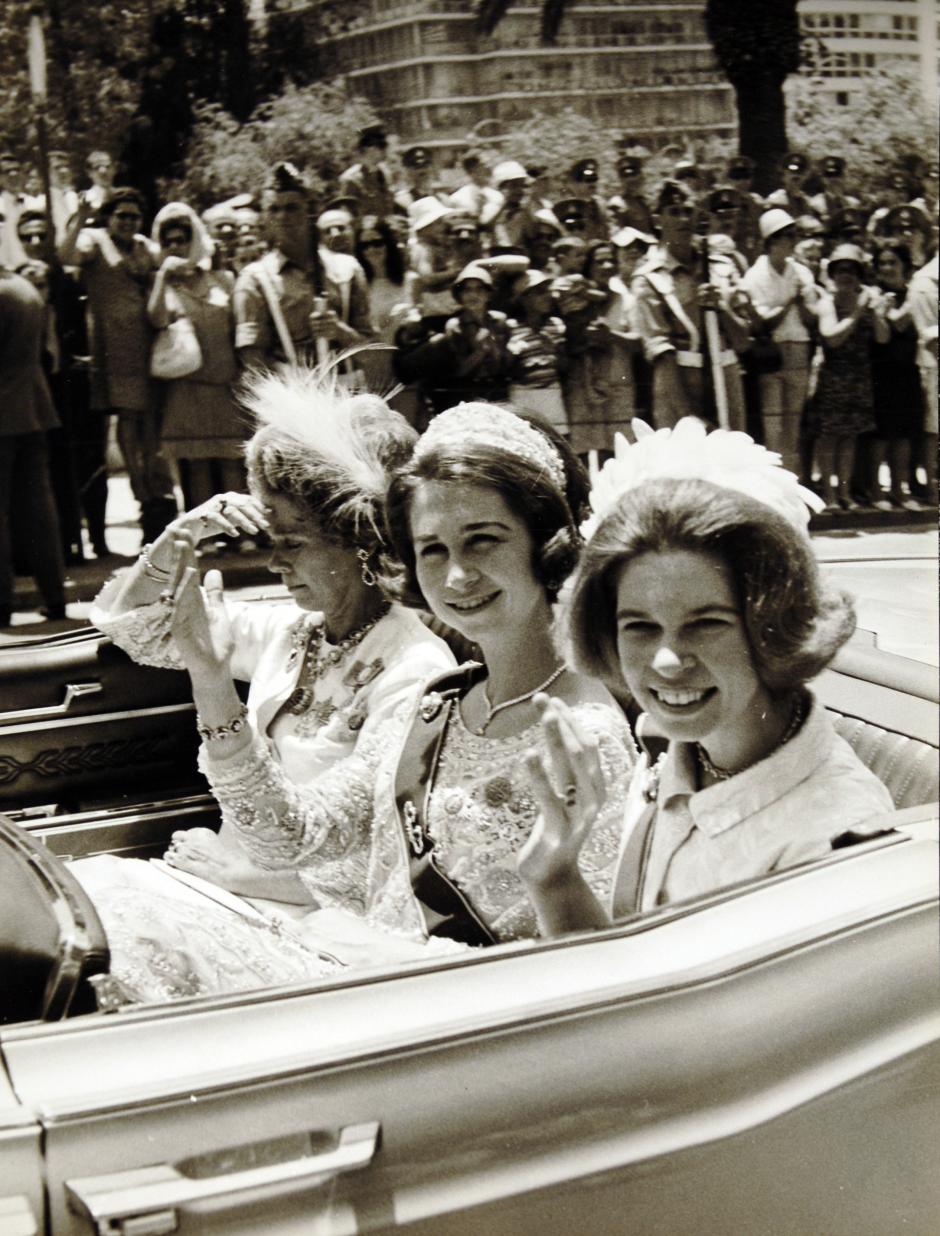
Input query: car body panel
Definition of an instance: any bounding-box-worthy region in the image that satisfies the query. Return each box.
[2,825,937,1234]
[1,595,937,1233]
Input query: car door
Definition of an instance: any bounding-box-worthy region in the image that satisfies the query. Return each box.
[1,825,937,1236]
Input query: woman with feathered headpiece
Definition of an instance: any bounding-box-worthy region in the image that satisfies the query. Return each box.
[73,365,455,1002]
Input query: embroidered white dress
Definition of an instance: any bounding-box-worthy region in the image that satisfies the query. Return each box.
[207,685,638,944]
[70,582,455,1001]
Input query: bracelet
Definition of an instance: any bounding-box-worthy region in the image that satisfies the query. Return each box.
[196,703,249,743]
[140,542,172,582]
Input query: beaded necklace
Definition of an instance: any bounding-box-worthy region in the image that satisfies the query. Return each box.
[473,664,566,735]
[284,605,389,715]
[695,693,807,783]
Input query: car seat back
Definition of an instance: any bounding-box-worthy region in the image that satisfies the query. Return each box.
[828,713,939,809]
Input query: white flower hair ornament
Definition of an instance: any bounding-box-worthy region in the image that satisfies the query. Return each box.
[581,417,825,541]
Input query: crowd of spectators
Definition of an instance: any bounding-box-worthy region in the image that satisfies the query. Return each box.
[0,129,937,626]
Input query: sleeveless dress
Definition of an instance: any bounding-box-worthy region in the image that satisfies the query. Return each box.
[870,287,925,440]
[810,300,877,437]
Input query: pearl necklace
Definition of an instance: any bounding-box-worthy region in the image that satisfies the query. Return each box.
[474,664,566,735]
[284,605,389,715]
[695,693,807,782]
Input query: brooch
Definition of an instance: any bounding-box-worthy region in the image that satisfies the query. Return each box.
[344,657,385,690]
[402,800,425,856]
[418,691,445,723]
[642,753,667,803]
[484,777,513,808]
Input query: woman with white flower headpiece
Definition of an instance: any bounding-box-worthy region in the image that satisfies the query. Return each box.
[186,402,638,950]
[517,418,894,937]
[70,365,456,1001]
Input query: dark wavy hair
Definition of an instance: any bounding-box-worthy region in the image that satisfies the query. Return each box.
[355,214,405,285]
[872,237,914,278]
[568,477,855,695]
[98,187,145,225]
[384,409,589,608]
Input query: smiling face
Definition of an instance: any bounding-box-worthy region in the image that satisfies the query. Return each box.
[264,492,363,618]
[107,201,143,243]
[615,549,774,757]
[409,481,549,644]
[875,248,906,290]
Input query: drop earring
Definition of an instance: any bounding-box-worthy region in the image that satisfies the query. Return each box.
[357,547,377,587]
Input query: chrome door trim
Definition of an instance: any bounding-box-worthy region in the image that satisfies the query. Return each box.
[0,703,194,737]
[65,1121,379,1234]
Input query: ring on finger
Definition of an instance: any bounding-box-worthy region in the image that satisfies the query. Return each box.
[217,497,228,515]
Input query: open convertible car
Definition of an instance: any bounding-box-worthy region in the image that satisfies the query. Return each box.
[0,618,937,1235]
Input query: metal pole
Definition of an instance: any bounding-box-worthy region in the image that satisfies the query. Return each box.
[700,237,730,430]
[28,10,56,267]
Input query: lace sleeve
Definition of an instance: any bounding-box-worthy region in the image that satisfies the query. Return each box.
[89,572,186,669]
[198,697,414,872]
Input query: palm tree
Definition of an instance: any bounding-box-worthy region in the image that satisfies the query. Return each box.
[476,1,802,190]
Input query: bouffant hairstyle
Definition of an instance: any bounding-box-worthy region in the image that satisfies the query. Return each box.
[872,237,914,277]
[568,477,855,695]
[243,376,416,565]
[384,413,589,609]
[98,187,145,223]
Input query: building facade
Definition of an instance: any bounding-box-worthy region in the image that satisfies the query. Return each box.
[264,0,736,150]
[799,0,938,109]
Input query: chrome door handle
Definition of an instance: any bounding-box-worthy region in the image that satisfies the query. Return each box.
[65,1121,380,1235]
[2,681,103,724]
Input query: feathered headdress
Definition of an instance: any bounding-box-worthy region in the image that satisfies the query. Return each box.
[582,418,824,540]
[240,357,414,544]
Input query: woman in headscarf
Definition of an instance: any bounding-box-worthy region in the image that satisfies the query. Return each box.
[148,202,244,508]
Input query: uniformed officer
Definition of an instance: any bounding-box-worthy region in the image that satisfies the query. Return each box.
[882,203,933,269]
[867,171,915,237]
[766,152,817,219]
[607,153,654,235]
[234,162,372,370]
[565,158,610,241]
[631,180,748,430]
[338,125,396,219]
[395,146,437,215]
[703,186,752,271]
[810,156,860,228]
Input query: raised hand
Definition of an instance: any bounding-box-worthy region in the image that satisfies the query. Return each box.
[517,694,607,891]
[166,535,234,680]
[173,491,267,545]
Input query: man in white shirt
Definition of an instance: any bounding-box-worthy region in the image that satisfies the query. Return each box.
[740,209,818,474]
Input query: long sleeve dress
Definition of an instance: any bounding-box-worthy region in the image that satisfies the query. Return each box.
[70,583,455,1002]
[73,594,638,1002]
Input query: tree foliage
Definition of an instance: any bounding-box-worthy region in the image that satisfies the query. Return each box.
[167,82,380,210]
[786,65,938,191]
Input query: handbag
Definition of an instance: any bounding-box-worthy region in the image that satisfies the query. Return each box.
[150,315,203,380]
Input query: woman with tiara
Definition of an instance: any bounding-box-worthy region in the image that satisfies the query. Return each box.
[162,402,638,962]
[515,418,894,937]
[72,366,456,1000]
